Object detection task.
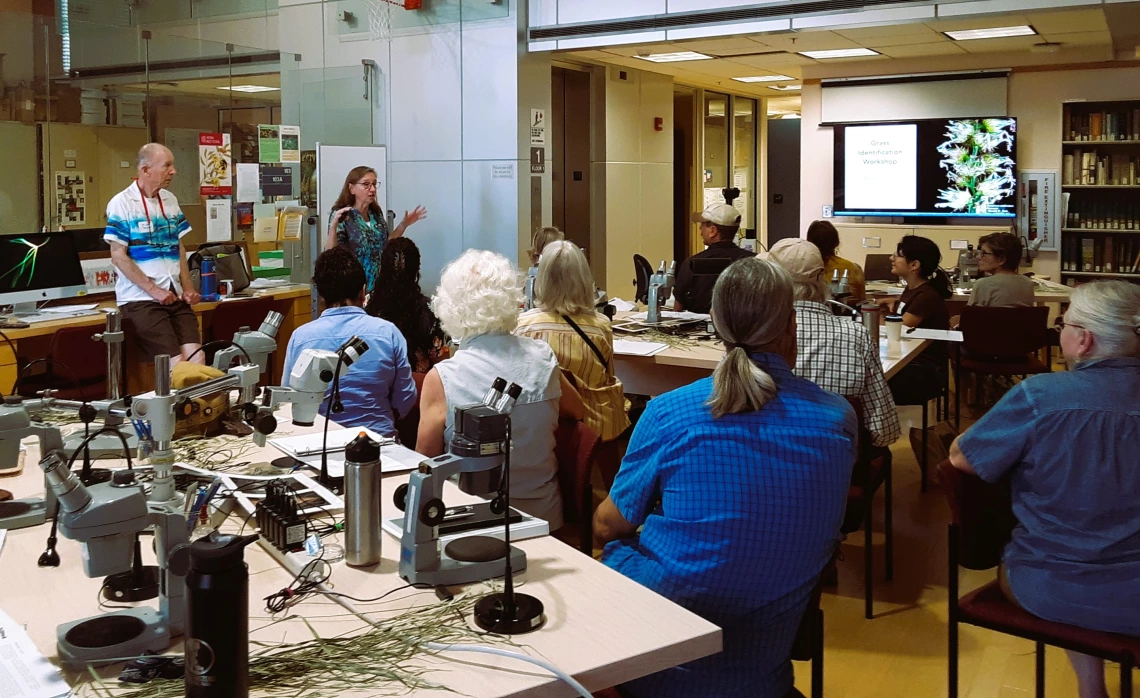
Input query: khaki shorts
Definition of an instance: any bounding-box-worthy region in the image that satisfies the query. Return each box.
[121,300,201,361]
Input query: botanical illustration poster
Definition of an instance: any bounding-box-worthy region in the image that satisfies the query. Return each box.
[279,125,301,164]
[198,132,233,196]
[55,171,86,226]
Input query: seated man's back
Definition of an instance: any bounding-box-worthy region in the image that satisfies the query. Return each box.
[604,356,854,697]
[956,357,1140,635]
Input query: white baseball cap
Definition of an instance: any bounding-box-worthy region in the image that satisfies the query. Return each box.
[691,203,741,227]
[763,238,825,281]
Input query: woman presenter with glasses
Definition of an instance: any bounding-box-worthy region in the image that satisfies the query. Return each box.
[326,165,427,294]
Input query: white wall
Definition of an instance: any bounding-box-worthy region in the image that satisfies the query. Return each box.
[278,0,548,291]
[591,66,674,297]
[800,66,1140,281]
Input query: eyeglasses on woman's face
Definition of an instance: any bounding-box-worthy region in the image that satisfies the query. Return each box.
[355,180,378,190]
[1057,319,1085,332]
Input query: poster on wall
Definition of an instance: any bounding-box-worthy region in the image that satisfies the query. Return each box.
[1017,170,1059,253]
[80,258,117,294]
[258,125,281,163]
[236,163,260,203]
[206,198,233,242]
[198,133,232,196]
[300,150,317,207]
[55,171,86,226]
[279,125,301,164]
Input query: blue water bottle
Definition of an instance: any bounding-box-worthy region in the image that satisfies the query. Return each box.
[201,258,218,301]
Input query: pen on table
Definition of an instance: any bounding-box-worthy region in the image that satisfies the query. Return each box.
[905,327,916,334]
[186,486,210,532]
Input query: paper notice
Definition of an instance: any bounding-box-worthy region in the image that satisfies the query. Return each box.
[0,609,70,698]
[205,199,232,242]
[253,203,278,242]
[279,125,300,164]
[236,163,260,203]
[258,124,281,163]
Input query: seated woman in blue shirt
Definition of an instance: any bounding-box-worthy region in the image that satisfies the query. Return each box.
[951,280,1140,698]
[594,257,857,698]
[282,247,417,437]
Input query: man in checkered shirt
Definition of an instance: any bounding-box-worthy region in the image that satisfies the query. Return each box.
[766,238,900,448]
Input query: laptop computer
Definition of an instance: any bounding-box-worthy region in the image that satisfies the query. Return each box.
[863,253,898,282]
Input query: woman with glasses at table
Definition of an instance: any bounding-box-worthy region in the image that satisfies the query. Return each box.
[325,165,428,294]
[969,232,1034,307]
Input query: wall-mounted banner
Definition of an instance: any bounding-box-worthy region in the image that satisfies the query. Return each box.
[1017,170,1058,253]
[199,132,232,196]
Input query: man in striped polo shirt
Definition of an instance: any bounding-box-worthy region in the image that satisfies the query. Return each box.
[104,143,203,366]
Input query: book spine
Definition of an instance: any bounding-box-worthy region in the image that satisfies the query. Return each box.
[1105,236,1115,273]
[1063,154,1074,185]
[1082,238,1095,272]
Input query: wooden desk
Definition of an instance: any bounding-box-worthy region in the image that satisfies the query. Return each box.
[612,322,930,397]
[0,284,312,394]
[864,281,1071,305]
[0,408,721,697]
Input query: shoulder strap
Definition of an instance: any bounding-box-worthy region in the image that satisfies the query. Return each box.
[561,314,609,371]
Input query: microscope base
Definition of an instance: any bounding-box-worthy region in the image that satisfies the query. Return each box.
[400,542,526,587]
[63,429,138,461]
[56,607,170,669]
[0,497,46,530]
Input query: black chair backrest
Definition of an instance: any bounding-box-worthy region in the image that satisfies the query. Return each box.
[938,460,1017,571]
[863,254,897,282]
[690,257,733,276]
[633,254,653,304]
[959,305,1049,358]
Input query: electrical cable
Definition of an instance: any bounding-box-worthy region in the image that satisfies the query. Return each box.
[184,339,252,366]
[318,583,431,606]
[423,643,592,698]
[10,357,87,401]
[263,556,332,613]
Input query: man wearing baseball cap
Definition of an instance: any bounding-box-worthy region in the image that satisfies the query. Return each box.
[766,237,900,451]
[673,203,754,314]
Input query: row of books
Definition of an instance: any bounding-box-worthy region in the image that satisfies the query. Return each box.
[1063,235,1140,274]
[1062,151,1140,186]
[1065,200,1140,230]
[1063,107,1140,142]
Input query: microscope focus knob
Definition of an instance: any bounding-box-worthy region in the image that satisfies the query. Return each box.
[319,369,334,383]
[112,470,137,487]
[4,395,23,405]
[420,498,446,527]
[393,483,409,512]
[78,403,97,424]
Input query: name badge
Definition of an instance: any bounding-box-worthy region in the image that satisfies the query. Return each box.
[137,221,153,233]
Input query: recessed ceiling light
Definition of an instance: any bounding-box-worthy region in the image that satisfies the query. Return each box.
[768,84,801,91]
[944,25,1036,41]
[799,48,880,59]
[732,74,794,83]
[634,51,712,63]
[780,113,802,120]
[216,85,280,93]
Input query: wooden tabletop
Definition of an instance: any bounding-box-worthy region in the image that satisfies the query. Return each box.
[864,281,1071,305]
[0,406,721,697]
[610,313,930,396]
[1,284,312,341]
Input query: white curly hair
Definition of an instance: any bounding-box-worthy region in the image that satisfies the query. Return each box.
[432,249,522,340]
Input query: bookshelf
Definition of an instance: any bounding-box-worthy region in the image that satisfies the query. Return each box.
[1060,99,1140,284]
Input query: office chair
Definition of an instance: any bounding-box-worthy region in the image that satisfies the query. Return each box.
[633,254,653,304]
[863,254,897,282]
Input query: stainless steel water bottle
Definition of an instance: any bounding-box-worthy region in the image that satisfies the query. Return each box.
[344,432,382,567]
[860,302,881,345]
[185,532,259,698]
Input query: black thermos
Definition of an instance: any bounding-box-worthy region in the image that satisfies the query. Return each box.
[185,532,259,698]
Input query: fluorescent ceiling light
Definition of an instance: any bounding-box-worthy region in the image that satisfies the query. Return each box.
[768,84,801,91]
[733,75,794,83]
[800,48,879,59]
[780,114,802,120]
[944,25,1036,41]
[216,85,280,93]
[634,51,712,63]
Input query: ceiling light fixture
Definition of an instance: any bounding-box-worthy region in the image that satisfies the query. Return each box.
[799,48,879,59]
[768,84,801,91]
[944,25,1036,41]
[216,85,280,93]
[732,74,794,83]
[633,51,713,63]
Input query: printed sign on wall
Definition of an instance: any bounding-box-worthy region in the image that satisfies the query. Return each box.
[199,133,233,196]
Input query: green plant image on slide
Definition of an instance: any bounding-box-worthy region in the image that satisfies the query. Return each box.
[935,118,1016,215]
[0,238,47,289]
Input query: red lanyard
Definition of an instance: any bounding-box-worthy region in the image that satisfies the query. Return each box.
[137,181,168,235]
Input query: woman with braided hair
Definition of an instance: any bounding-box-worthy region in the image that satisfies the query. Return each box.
[365,237,448,373]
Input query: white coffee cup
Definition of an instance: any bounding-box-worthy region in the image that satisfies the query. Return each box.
[884,314,903,354]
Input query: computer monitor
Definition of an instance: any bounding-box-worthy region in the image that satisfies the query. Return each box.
[0,231,90,314]
[863,254,898,282]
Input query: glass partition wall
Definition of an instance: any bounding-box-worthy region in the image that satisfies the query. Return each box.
[693,91,759,255]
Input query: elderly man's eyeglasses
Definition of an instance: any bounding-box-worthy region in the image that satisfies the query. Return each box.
[1057,320,1085,331]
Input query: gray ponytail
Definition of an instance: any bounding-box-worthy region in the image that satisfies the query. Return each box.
[707,258,795,419]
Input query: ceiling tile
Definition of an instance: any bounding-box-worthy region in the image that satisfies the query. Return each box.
[834,23,940,40]
[953,35,1045,53]
[675,36,771,53]
[725,53,818,67]
[756,31,863,52]
[1038,30,1113,47]
[601,43,685,57]
[861,33,951,48]
[1026,8,1108,34]
[876,42,969,58]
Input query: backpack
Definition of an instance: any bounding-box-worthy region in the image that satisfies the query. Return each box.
[188,243,251,294]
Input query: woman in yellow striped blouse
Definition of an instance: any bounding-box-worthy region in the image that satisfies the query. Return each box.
[516,241,630,443]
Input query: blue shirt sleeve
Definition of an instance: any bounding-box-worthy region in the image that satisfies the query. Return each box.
[282,335,300,388]
[956,381,1037,483]
[104,218,130,246]
[390,331,418,418]
[608,396,668,527]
